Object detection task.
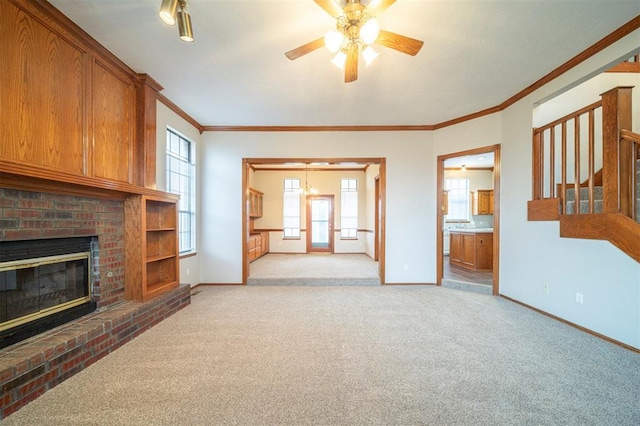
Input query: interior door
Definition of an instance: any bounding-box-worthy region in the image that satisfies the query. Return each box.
[306,195,334,253]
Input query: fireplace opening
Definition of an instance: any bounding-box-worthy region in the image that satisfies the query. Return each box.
[0,237,97,349]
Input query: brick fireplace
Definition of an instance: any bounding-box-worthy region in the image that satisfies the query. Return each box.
[0,188,126,309]
[0,188,190,418]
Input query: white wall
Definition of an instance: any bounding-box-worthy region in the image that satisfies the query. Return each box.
[200,132,434,284]
[496,33,640,349]
[156,102,202,287]
[197,31,640,348]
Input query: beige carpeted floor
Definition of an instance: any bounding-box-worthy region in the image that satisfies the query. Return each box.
[3,285,639,425]
[248,253,380,285]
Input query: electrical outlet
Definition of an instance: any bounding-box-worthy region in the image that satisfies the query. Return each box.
[543,283,550,294]
[186,268,190,276]
[403,264,409,271]
[576,292,584,304]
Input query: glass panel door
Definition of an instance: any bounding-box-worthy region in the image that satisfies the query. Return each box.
[306,195,333,253]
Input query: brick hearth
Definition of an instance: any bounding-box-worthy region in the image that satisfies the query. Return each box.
[0,284,191,418]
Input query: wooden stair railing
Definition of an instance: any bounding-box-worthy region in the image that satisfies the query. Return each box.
[529,99,602,220]
[620,129,640,222]
[528,86,640,262]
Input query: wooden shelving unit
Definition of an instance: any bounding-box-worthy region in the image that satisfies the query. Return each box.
[125,194,180,301]
[249,188,263,218]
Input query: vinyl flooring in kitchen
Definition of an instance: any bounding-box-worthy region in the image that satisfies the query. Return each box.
[443,256,493,286]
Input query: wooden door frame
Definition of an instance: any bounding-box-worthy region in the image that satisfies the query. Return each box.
[242,157,386,285]
[374,175,380,261]
[305,194,334,253]
[436,145,501,296]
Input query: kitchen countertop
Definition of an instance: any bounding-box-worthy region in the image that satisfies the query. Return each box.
[449,228,494,233]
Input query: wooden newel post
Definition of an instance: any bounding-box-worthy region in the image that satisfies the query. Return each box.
[532,129,542,200]
[601,86,633,214]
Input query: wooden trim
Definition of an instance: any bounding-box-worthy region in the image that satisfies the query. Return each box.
[559,213,640,263]
[203,125,435,132]
[0,168,179,200]
[433,106,503,130]
[605,61,640,73]
[136,74,162,189]
[534,101,602,133]
[254,167,367,172]
[244,157,386,165]
[242,159,249,285]
[500,295,640,353]
[527,198,561,221]
[492,145,501,295]
[602,87,633,213]
[444,167,494,171]
[157,92,205,134]
[378,162,386,284]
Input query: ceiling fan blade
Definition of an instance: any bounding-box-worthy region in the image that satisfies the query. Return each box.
[345,44,358,83]
[313,0,343,18]
[285,37,325,60]
[367,0,397,16]
[375,29,424,56]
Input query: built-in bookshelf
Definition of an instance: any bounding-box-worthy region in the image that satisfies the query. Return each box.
[125,195,180,301]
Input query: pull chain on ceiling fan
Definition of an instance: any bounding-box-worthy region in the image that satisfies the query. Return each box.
[285,0,423,83]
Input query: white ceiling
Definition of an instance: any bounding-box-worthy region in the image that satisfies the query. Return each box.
[48,0,639,128]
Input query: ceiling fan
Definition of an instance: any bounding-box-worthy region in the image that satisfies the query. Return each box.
[285,0,424,83]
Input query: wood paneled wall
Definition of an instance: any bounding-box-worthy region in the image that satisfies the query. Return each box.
[0,0,159,192]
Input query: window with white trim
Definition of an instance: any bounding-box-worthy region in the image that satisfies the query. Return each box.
[340,178,358,238]
[444,178,470,221]
[166,128,196,254]
[283,178,301,238]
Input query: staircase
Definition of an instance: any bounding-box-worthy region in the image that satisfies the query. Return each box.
[565,159,639,217]
[528,86,640,262]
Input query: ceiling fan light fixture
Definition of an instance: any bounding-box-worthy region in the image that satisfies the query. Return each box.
[324,30,344,53]
[360,17,380,44]
[158,0,179,26]
[331,50,347,70]
[362,46,379,66]
[177,1,194,42]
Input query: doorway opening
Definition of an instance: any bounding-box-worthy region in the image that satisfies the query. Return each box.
[242,158,386,285]
[436,145,501,295]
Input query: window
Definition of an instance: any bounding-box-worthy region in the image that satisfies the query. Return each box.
[283,179,301,238]
[445,178,470,221]
[166,128,196,254]
[340,178,358,238]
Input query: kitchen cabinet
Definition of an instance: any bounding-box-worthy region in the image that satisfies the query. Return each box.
[449,230,493,270]
[249,188,263,218]
[472,190,494,215]
[249,231,269,262]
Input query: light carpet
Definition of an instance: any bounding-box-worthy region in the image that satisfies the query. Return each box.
[248,253,380,285]
[3,286,639,425]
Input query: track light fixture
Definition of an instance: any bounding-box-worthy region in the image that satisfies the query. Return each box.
[158,0,194,42]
